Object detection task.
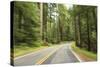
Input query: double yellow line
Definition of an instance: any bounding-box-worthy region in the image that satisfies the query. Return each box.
[35,45,63,65]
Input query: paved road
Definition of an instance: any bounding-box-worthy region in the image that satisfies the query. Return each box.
[14,42,79,66]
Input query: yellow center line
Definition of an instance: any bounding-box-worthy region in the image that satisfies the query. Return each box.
[35,45,63,65]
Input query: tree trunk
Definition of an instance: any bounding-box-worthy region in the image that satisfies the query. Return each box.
[40,3,43,40]
[74,16,77,46]
[57,4,61,42]
[87,10,91,51]
[43,3,48,42]
[92,8,97,33]
[78,14,82,48]
[92,7,97,52]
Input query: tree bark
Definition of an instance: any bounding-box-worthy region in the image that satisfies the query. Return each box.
[74,16,78,46]
[78,14,82,48]
[43,3,48,42]
[40,3,43,40]
[87,10,91,51]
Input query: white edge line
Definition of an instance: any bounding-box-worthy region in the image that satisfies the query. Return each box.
[69,45,83,62]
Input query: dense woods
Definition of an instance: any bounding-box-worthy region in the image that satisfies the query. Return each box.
[71,5,97,52]
[12,1,97,55]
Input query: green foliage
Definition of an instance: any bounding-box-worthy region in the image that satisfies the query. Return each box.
[14,45,47,57]
[70,5,97,52]
[71,42,97,60]
[13,1,40,47]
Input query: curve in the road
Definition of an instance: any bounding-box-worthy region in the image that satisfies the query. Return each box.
[35,45,63,65]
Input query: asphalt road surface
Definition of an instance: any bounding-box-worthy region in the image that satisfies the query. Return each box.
[14,42,79,66]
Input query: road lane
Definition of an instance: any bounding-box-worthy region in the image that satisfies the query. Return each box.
[14,42,79,66]
[43,42,79,64]
[14,45,63,66]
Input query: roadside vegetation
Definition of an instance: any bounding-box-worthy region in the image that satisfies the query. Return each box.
[71,42,97,61]
[14,45,48,57]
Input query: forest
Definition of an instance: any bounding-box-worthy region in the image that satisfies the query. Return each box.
[11,1,97,59]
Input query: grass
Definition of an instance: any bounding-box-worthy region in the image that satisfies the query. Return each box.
[71,42,97,61]
[13,43,60,58]
[14,45,48,58]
